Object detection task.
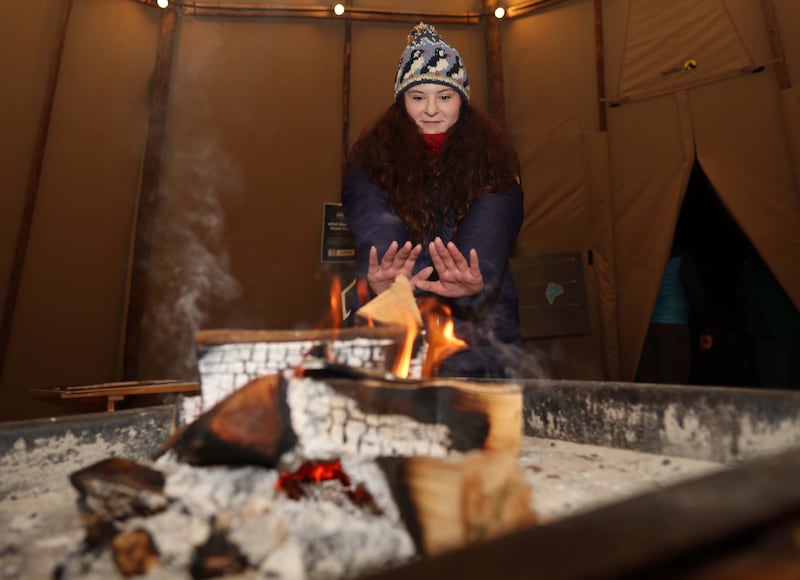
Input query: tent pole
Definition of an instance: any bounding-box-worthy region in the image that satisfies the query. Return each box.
[341,1,352,172]
[760,0,791,90]
[483,1,506,128]
[0,0,74,382]
[181,2,480,24]
[121,7,179,380]
[506,0,570,19]
[594,0,607,131]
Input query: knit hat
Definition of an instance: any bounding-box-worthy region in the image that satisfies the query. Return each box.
[394,22,470,103]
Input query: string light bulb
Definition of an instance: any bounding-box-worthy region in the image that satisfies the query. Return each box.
[333,3,345,15]
[157,0,169,8]
[494,6,506,19]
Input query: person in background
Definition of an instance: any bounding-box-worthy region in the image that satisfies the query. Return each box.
[341,22,524,378]
[739,249,800,389]
[636,237,714,384]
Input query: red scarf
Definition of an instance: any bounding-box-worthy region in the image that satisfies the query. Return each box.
[423,133,446,155]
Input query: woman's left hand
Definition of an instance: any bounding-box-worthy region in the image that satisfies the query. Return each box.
[414,237,484,298]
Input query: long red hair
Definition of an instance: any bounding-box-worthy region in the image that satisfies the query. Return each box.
[348,101,520,244]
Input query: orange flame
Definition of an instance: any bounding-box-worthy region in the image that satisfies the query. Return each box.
[390,311,419,379]
[356,278,370,307]
[327,275,343,329]
[419,298,468,377]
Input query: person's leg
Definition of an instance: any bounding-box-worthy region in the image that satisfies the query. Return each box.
[658,324,691,385]
[756,338,791,388]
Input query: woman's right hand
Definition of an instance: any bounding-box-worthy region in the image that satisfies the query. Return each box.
[367,241,422,295]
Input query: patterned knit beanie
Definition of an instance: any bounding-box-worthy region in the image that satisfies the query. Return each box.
[394,22,470,103]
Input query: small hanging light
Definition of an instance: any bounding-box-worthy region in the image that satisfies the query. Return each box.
[333,3,345,16]
[157,0,169,8]
[494,6,506,19]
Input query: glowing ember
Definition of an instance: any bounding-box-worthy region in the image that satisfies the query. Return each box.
[275,460,381,514]
[419,298,468,377]
[277,459,350,487]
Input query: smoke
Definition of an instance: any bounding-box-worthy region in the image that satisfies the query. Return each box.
[512,345,547,379]
[141,141,242,380]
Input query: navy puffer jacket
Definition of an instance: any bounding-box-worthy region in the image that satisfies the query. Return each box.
[341,162,524,378]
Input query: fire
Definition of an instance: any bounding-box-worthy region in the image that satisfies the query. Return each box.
[419,298,468,377]
[390,311,419,379]
[275,459,381,514]
[327,275,343,329]
[356,278,370,308]
[318,276,468,379]
[276,459,350,488]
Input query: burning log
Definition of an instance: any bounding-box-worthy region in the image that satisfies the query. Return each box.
[380,451,537,556]
[60,367,534,579]
[191,326,413,424]
[158,370,523,465]
[155,374,296,467]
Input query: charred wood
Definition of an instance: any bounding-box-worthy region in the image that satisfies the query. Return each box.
[69,457,167,522]
[110,528,159,577]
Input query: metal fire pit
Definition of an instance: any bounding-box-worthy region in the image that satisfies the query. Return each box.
[371,380,800,579]
[2,380,800,579]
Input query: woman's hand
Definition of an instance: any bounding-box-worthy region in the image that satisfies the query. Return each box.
[414,237,484,298]
[367,241,422,295]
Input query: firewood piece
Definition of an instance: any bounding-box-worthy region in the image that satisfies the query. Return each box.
[194,326,412,414]
[190,529,248,579]
[379,451,537,557]
[355,275,423,328]
[111,528,159,577]
[287,376,522,459]
[156,373,296,467]
[69,457,167,521]
[160,372,520,467]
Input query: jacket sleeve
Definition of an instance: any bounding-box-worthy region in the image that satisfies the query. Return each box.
[341,162,410,280]
[450,181,524,317]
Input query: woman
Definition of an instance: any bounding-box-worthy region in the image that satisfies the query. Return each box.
[341,23,524,378]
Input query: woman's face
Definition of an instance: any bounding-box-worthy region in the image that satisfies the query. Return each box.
[403,84,462,134]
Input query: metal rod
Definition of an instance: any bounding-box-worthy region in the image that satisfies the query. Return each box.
[603,59,781,106]
[0,0,74,383]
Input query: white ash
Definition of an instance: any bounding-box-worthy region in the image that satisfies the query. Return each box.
[56,455,415,579]
[287,378,451,460]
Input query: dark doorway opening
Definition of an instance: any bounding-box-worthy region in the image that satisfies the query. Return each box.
[674,160,757,387]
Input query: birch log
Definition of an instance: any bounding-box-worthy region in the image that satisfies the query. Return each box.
[158,372,522,466]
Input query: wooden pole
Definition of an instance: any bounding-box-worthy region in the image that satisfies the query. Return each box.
[0,0,74,382]
[483,1,506,128]
[183,2,481,24]
[594,0,607,131]
[341,1,352,172]
[505,0,570,20]
[122,8,179,380]
[760,0,791,90]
